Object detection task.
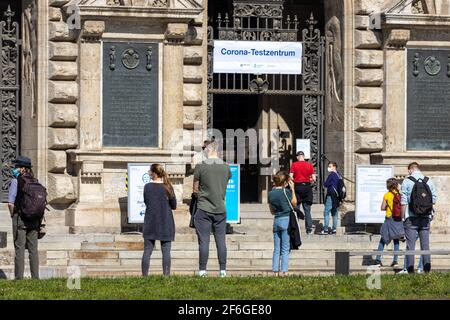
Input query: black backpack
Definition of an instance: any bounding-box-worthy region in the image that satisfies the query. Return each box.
[17,175,48,221]
[407,176,433,216]
[334,174,347,202]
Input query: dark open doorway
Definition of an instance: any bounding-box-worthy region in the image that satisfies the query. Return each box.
[213,94,260,203]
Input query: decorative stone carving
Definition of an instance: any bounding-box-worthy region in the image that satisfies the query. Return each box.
[23,0,37,117]
[165,23,188,43]
[121,48,140,69]
[325,16,343,125]
[385,29,410,50]
[424,56,441,75]
[81,20,105,41]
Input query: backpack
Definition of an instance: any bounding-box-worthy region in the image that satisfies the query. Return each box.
[17,175,48,221]
[389,191,402,221]
[407,176,433,216]
[333,174,347,202]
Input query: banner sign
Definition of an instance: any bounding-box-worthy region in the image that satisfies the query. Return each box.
[226,164,241,224]
[213,40,303,75]
[355,165,395,224]
[127,163,165,224]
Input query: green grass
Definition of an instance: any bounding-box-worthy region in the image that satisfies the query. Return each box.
[0,273,450,300]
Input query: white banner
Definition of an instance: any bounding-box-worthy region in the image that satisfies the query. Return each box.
[355,165,395,224]
[213,40,303,75]
[127,163,165,224]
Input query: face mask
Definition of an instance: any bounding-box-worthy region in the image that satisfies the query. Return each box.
[11,168,20,178]
[327,167,333,173]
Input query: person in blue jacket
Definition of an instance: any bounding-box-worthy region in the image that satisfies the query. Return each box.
[320,162,342,235]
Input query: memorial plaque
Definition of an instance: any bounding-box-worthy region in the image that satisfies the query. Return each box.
[407,49,450,150]
[103,42,159,147]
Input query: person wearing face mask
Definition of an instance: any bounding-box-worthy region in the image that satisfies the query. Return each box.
[320,162,341,235]
[8,156,40,280]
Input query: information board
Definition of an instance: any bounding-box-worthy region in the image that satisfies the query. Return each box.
[226,164,240,224]
[127,163,164,224]
[355,165,395,224]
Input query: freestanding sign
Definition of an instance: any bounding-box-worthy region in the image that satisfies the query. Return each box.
[355,165,395,224]
[296,139,311,160]
[213,40,303,75]
[127,163,165,224]
[226,164,240,224]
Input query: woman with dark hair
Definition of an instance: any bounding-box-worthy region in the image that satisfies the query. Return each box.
[141,164,177,276]
[268,171,297,276]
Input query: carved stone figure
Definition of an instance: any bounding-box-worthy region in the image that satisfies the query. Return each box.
[325,16,343,124]
[23,0,37,118]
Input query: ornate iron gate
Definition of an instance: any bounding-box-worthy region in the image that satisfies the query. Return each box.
[207,0,325,202]
[0,5,20,202]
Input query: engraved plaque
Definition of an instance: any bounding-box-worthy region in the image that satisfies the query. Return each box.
[103,42,159,147]
[407,49,450,150]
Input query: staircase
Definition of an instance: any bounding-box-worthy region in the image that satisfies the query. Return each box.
[0,204,449,279]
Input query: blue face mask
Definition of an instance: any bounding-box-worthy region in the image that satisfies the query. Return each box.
[11,168,20,178]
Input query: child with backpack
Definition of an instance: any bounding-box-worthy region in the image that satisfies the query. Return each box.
[374,178,405,267]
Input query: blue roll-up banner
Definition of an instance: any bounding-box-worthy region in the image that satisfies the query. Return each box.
[226,164,240,224]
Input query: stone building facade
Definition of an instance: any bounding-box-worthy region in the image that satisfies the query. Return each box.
[1,0,450,233]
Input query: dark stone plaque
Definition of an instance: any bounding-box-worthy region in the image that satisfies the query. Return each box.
[103,42,159,147]
[0,231,6,248]
[407,49,450,150]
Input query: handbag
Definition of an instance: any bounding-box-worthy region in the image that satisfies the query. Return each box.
[38,217,46,240]
[189,193,198,228]
[283,188,305,220]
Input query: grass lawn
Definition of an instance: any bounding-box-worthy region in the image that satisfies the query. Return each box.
[0,273,449,300]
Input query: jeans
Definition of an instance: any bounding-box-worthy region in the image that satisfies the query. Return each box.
[323,195,338,231]
[272,216,290,273]
[376,239,400,263]
[194,209,227,271]
[141,239,172,276]
[404,217,431,273]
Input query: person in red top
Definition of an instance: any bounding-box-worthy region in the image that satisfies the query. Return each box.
[289,151,316,234]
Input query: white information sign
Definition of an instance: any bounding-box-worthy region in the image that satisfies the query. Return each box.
[296,139,311,160]
[127,163,165,224]
[213,40,303,75]
[355,165,395,224]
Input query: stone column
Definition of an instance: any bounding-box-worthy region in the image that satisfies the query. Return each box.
[384,29,410,153]
[163,23,187,150]
[79,21,104,151]
[66,20,112,234]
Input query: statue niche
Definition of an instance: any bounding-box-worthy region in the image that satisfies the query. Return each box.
[325,15,343,125]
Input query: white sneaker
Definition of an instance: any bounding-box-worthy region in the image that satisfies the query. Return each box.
[198,270,207,277]
[219,270,227,278]
[396,269,408,275]
[417,269,423,274]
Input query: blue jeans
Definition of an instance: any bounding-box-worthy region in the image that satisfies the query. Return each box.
[297,202,313,232]
[402,232,424,271]
[272,216,290,273]
[323,195,338,231]
[376,238,400,262]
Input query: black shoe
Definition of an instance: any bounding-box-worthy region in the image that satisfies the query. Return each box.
[391,261,399,267]
[329,229,337,235]
[306,230,312,235]
[424,263,431,273]
[374,260,382,267]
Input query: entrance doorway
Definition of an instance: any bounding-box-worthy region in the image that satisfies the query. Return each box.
[208,0,326,203]
[0,1,22,202]
[213,94,260,203]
